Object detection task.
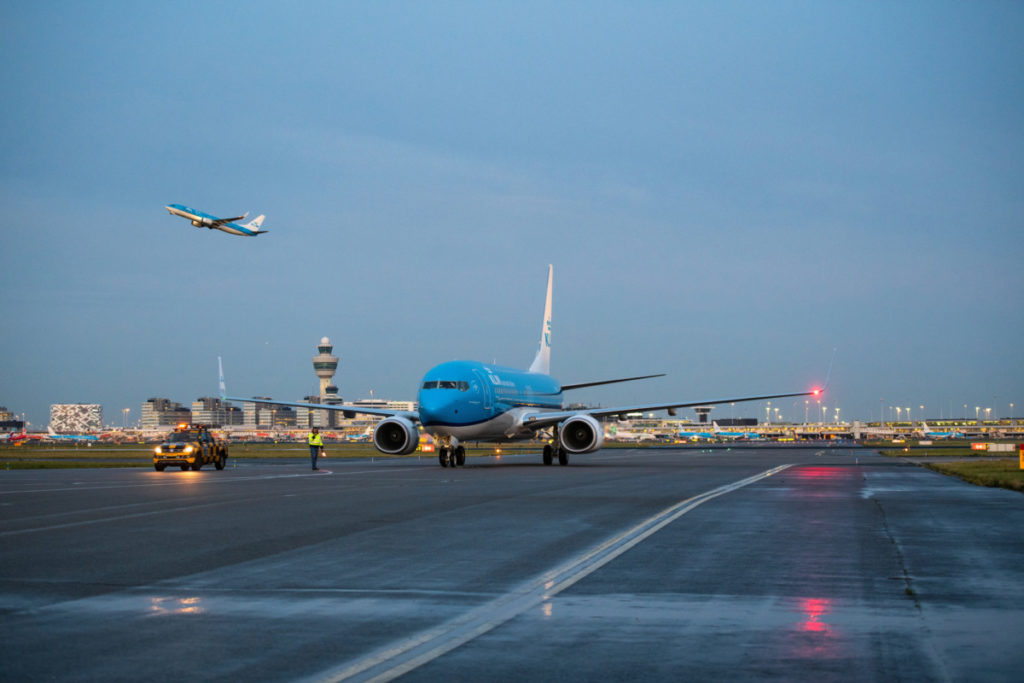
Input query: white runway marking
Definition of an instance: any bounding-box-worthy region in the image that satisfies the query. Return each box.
[307,464,793,683]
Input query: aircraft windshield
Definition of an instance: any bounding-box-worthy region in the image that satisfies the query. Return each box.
[421,381,470,391]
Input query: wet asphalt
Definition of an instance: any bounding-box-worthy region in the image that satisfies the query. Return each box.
[1,447,1022,681]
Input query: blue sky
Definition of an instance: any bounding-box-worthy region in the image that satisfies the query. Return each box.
[2,1,1021,427]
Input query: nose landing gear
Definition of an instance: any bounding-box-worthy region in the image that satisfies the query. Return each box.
[437,439,466,468]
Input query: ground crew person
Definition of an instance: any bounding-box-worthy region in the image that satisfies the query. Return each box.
[308,427,324,470]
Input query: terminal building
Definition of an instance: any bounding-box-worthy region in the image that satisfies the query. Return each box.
[140,398,191,428]
[191,397,243,426]
[49,403,102,433]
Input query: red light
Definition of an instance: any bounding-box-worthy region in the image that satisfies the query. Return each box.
[812,388,821,396]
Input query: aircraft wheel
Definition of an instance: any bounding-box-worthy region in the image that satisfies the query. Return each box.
[542,445,553,466]
[438,448,449,468]
[455,446,466,466]
[558,449,569,466]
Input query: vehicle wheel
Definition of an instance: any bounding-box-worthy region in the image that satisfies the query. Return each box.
[438,448,449,467]
[155,464,165,472]
[180,464,189,471]
[558,449,569,466]
[455,446,465,466]
[215,456,225,470]
[191,462,202,471]
[543,445,553,466]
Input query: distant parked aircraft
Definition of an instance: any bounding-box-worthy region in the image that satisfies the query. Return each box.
[712,421,764,441]
[917,422,964,440]
[165,204,268,236]
[46,426,99,442]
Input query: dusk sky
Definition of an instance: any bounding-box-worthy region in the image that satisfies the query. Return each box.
[2,2,1021,428]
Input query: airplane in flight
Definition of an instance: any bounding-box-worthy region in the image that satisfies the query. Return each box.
[223,265,821,467]
[165,204,268,237]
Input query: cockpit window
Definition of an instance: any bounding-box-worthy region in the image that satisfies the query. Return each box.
[421,380,469,391]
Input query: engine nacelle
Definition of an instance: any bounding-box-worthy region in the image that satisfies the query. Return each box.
[373,416,419,455]
[559,414,605,454]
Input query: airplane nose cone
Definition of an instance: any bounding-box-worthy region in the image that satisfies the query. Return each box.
[418,391,460,426]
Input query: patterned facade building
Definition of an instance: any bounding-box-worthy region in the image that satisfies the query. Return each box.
[49,404,103,433]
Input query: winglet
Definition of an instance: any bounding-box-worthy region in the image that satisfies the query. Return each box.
[218,356,226,400]
[528,265,553,375]
[822,347,836,392]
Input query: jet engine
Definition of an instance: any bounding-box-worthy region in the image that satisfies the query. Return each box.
[373,416,419,455]
[559,414,605,454]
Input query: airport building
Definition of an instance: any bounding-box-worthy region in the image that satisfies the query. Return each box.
[190,397,242,426]
[140,398,191,428]
[49,403,102,433]
[0,405,25,431]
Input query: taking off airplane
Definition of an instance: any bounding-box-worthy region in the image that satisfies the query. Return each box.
[165,204,268,236]
[224,266,821,466]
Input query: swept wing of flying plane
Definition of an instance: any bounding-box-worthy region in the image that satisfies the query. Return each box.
[165,204,268,237]
[224,265,821,467]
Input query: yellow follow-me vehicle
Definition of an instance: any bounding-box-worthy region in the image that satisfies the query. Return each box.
[153,424,229,472]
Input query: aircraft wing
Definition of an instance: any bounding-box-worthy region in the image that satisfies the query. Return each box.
[520,389,820,431]
[222,395,419,422]
[212,214,247,226]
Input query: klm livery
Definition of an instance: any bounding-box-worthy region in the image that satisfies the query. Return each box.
[224,265,820,467]
[165,204,268,236]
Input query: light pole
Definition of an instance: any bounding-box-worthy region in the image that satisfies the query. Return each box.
[1011,403,1015,421]
[975,406,980,424]
[766,402,771,425]
[805,400,809,425]
[896,406,901,424]
[835,407,840,424]
[122,408,130,429]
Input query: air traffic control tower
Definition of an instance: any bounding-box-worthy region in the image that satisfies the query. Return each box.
[313,337,339,399]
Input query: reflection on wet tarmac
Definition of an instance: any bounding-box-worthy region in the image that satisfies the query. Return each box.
[149,596,204,616]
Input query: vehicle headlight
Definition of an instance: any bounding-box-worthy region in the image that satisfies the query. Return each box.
[154,446,162,455]
[183,446,194,454]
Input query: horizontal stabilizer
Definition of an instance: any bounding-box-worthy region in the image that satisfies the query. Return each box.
[562,374,665,391]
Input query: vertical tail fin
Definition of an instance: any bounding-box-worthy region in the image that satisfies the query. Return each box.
[528,264,553,375]
[244,215,265,230]
[218,356,226,399]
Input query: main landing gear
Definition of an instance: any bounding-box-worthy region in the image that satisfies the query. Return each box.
[542,444,569,466]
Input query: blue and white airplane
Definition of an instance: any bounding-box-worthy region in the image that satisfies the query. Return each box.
[917,422,964,440]
[223,265,821,467]
[165,204,268,236]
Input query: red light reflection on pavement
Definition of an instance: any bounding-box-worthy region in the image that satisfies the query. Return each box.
[798,597,832,634]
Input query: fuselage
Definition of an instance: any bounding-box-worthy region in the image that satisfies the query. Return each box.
[417,360,563,442]
[165,204,259,237]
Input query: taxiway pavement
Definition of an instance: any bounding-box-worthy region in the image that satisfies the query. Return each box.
[2,448,1022,681]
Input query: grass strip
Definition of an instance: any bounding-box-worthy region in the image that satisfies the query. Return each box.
[922,459,1024,493]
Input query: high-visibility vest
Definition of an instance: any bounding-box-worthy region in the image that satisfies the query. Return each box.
[308,433,324,447]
